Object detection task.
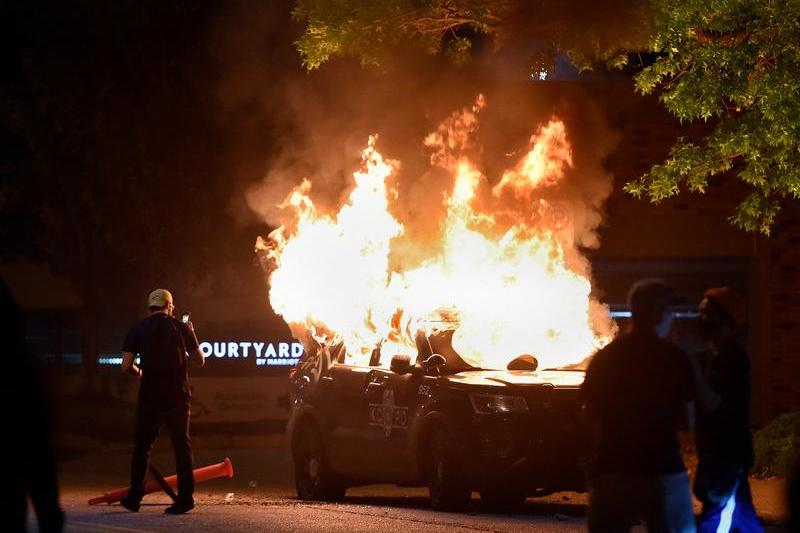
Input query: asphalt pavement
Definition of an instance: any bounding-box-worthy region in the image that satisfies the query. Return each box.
[47,440,789,533]
[62,492,591,533]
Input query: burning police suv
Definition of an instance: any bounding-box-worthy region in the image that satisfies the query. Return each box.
[287,328,589,511]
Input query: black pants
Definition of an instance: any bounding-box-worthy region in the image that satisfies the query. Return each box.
[129,398,194,503]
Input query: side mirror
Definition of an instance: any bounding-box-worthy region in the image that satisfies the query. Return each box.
[423,354,447,375]
[390,354,412,374]
[507,354,538,372]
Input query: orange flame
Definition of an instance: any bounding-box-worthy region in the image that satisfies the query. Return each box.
[262,97,615,369]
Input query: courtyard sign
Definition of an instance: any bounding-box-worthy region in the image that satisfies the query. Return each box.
[199,341,304,367]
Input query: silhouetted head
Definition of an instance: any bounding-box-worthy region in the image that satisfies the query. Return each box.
[699,286,746,343]
[627,279,672,336]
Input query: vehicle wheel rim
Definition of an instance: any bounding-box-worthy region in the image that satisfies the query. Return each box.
[298,430,322,493]
[430,457,444,498]
[307,455,320,480]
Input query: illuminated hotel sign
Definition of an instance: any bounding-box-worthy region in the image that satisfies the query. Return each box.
[97,340,304,368]
[199,341,304,367]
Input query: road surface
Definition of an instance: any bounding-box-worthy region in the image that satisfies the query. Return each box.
[48,441,787,532]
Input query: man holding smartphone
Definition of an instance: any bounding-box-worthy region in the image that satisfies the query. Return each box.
[119,289,205,514]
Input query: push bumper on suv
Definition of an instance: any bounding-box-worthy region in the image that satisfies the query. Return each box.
[454,387,588,493]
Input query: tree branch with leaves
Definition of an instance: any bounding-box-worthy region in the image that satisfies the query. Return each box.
[292,0,510,68]
[292,0,800,234]
[627,0,800,233]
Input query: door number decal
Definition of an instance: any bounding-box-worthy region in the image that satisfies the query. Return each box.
[369,389,408,437]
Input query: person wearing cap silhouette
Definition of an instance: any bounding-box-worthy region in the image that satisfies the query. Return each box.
[119,289,205,514]
[693,287,763,532]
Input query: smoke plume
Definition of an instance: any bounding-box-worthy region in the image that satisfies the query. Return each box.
[212,2,623,360]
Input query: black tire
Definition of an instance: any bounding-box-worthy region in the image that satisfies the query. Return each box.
[292,422,346,501]
[425,426,471,511]
[479,489,527,512]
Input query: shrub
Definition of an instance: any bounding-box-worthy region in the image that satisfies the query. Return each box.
[752,412,800,478]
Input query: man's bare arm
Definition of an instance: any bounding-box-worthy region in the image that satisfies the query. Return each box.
[184,321,204,367]
[189,347,205,367]
[121,351,142,378]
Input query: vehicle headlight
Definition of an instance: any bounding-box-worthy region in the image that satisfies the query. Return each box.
[469,393,528,414]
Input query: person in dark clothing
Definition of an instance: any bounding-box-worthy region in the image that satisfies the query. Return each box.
[693,287,762,533]
[582,279,696,533]
[120,289,204,514]
[0,278,65,532]
[789,457,800,532]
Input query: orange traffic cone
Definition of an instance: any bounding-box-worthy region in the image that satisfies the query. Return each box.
[88,457,234,505]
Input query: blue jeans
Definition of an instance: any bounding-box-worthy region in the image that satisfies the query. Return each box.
[589,471,696,533]
[696,470,763,533]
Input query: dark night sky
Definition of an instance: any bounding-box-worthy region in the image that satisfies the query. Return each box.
[0,1,306,323]
[0,1,510,311]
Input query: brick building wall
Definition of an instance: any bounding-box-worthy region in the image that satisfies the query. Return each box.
[766,211,800,417]
[588,79,797,425]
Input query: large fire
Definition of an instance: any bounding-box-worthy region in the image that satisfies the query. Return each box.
[257,96,616,370]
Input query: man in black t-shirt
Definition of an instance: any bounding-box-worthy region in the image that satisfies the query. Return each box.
[582,279,696,533]
[119,289,204,514]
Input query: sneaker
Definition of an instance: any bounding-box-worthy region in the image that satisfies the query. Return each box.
[119,496,141,512]
[164,500,194,514]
